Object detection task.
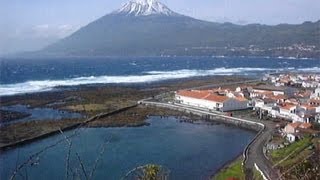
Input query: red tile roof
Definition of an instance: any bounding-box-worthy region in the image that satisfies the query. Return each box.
[235,96,248,102]
[177,90,210,99]
[287,122,312,129]
[309,98,320,104]
[299,123,312,129]
[205,94,229,103]
[177,90,231,103]
[288,122,301,129]
[301,104,316,110]
[266,94,287,100]
[280,103,296,110]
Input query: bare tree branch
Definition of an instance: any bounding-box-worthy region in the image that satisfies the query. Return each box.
[59,128,88,180]
[65,139,73,180]
[89,139,109,180]
[9,128,81,180]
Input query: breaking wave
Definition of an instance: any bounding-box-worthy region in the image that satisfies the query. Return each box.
[0,67,318,96]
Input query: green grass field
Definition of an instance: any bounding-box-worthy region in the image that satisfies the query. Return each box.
[213,158,245,180]
[271,136,312,164]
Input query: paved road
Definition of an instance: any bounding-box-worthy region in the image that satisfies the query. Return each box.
[244,121,281,180]
[140,100,281,180]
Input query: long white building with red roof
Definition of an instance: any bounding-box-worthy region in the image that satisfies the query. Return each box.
[175,89,249,112]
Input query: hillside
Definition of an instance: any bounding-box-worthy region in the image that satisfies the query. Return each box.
[35,0,320,58]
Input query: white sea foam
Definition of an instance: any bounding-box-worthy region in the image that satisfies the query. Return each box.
[147,68,274,75]
[297,67,320,72]
[0,67,318,96]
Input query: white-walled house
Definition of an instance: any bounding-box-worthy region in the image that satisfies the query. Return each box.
[287,134,297,143]
[284,122,300,134]
[302,81,319,88]
[284,122,312,142]
[310,88,320,99]
[175,90,249,112]
[308,99,320,113]
[278,104,296,119]
[316,114,320,123]
[252,86,285,96]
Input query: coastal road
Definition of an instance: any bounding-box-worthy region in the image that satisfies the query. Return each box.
[244,121,280,180]
[139,100,280,180]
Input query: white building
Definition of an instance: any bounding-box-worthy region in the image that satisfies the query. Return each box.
[175,90,249,112]
[310,88,320,99]
[287,134,297,143]
[279,104,296,118]
[302,81,320,88]
[252,86,285,96]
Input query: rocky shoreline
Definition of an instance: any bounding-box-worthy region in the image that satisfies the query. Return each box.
[0,110,31,123]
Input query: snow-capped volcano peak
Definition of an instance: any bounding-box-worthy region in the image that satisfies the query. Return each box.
[114,0,178,16]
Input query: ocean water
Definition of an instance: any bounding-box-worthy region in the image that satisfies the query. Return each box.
[0,57,319,96]
[0,116,255,180]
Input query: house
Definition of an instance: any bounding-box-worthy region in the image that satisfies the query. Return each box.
[175,90,249,112]
[252,97,278,115]
[302,81,319,88]
[252,85,286,96]
[309,98,320,106]
[310,88,320,99]
[284,122,312,134]
[308,99,320,113]
[294,107,316,123]
[252,85,297,96]
[295,90,312,99]
[287,133,297,143]
[316,114,320,123]
[300,104,317,114]
[284,122,312,142]
[284,122,301,134]
[265,94,287,103]
[278,103,296,119]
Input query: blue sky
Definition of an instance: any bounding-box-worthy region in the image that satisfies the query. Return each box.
[1,0,319,55]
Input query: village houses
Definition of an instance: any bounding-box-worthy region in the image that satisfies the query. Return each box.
[174,73,320,126]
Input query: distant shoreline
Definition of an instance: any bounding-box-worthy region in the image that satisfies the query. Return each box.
[1,54,319,60]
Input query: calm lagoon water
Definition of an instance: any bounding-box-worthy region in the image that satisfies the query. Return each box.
[0,105,83,126]
[0,116,255,180]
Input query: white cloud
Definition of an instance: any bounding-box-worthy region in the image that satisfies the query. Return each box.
[0,24,80,55]
[33,24,50,30]
[30,24,78,38]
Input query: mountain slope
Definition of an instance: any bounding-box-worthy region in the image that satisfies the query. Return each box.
[39,0,320,57]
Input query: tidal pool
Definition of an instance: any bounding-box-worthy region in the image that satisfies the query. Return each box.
[0,105,83,126]
[0,116,255,180]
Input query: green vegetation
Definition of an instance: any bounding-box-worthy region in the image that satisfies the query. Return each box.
[280,138,320,179]
[253,168,264,180]
[140,164,161,180]
[213,158,245,180]
[271,136,313,164]
[124,164,170,180]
